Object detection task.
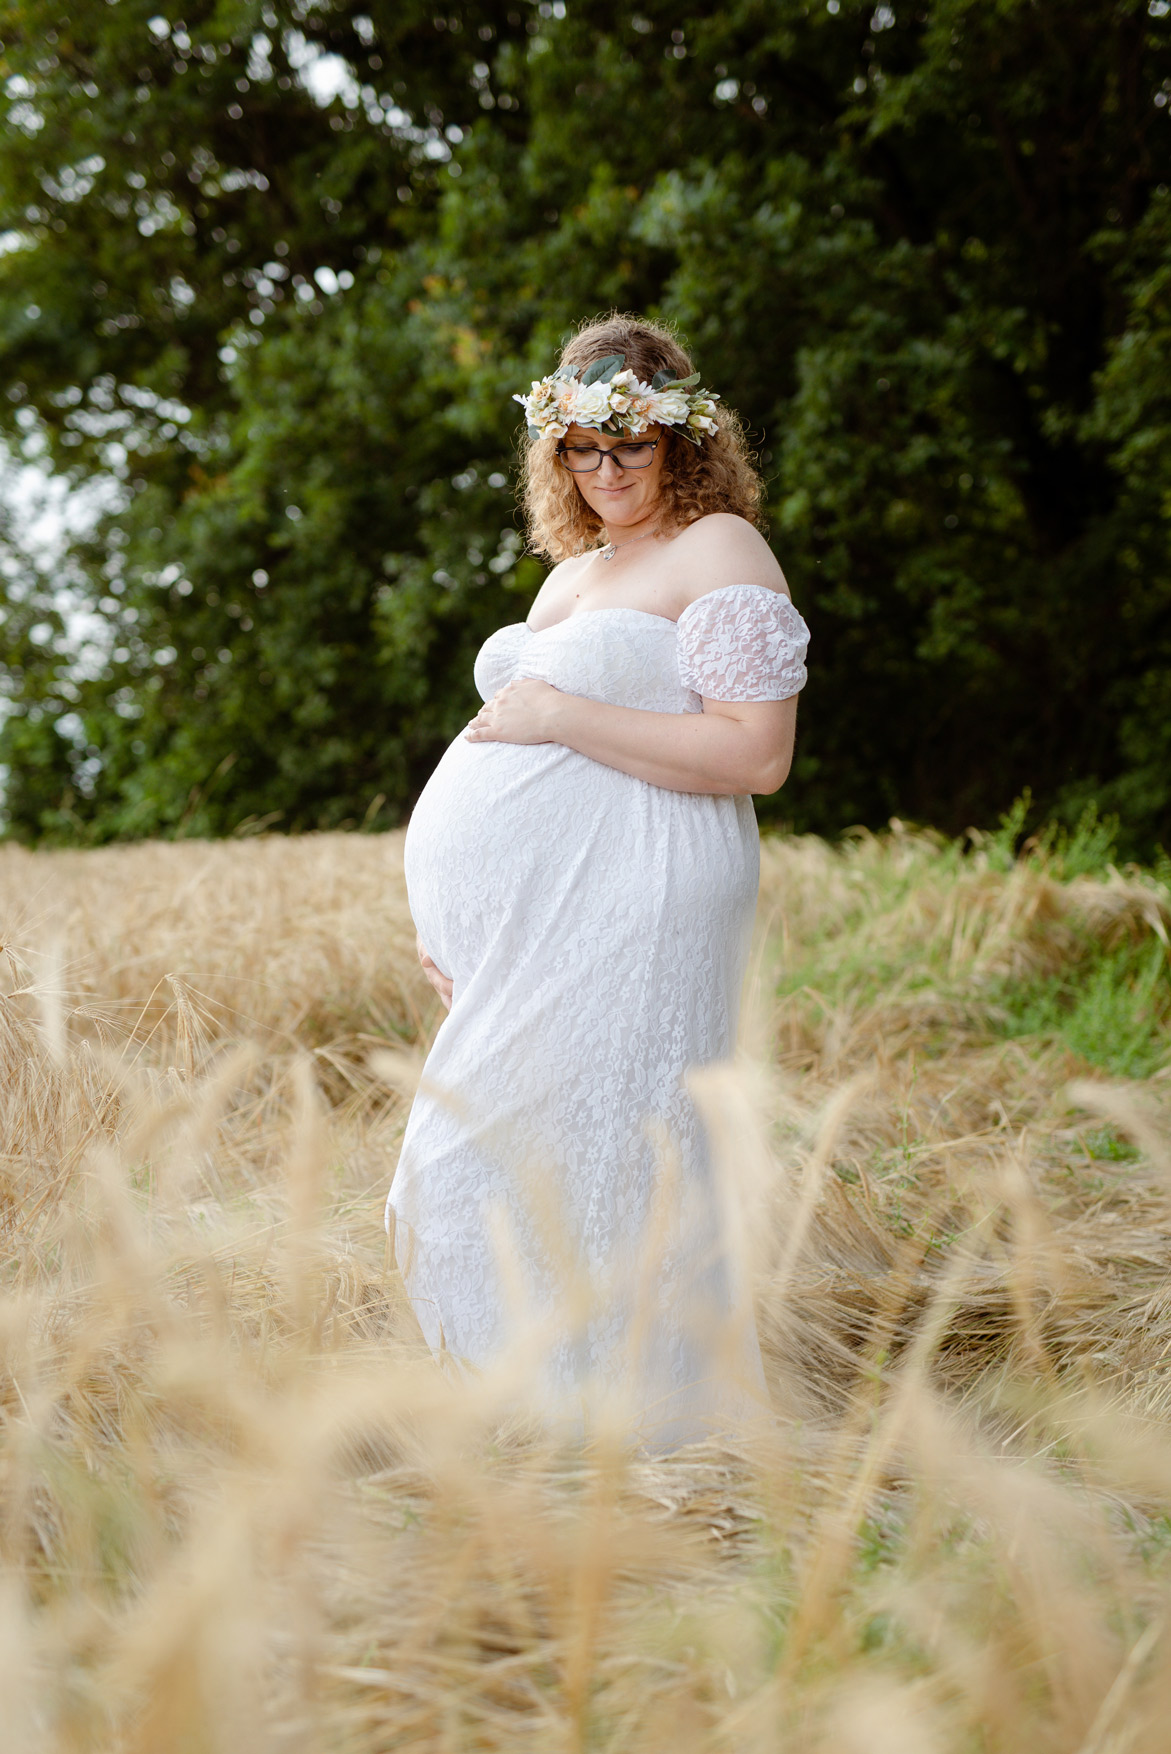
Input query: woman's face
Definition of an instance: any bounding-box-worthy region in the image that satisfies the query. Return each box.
[560,423,669,529]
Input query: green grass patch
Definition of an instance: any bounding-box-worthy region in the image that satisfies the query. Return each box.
[989,937,1171,1079]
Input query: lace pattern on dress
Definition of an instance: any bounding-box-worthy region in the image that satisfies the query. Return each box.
[474,623,533,702]
[677,583,810,702]
[392,584,807,1444]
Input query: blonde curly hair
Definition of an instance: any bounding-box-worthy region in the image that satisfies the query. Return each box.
[519,314,764,563]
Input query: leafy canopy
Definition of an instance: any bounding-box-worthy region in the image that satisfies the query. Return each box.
[1,0,1170,846]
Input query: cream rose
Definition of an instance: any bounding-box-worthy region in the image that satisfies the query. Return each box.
[570,379,616,426]
[646,388,690,424]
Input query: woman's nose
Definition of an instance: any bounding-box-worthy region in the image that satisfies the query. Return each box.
[597,451,624,479]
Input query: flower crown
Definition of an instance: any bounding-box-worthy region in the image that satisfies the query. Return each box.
[514,352,720,446]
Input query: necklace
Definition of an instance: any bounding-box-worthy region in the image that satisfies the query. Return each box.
[598,528,659,563]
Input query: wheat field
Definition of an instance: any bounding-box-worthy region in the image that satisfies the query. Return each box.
[2,823,1170,1752]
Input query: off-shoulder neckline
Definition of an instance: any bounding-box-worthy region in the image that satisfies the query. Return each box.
[523,580,790,636]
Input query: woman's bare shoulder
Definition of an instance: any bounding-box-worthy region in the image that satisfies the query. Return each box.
[672,514,789,603]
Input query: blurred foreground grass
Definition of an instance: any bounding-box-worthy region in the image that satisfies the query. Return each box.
[2,824,1170,1752]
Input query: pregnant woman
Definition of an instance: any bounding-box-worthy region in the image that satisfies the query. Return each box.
[387,315,810,1449]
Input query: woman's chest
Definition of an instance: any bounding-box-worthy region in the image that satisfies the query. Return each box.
[532,551,695,630]
[474,611,698,714]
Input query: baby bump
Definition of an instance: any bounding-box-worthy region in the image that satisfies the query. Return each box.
[404,735,759,986]
[405,737,608,978]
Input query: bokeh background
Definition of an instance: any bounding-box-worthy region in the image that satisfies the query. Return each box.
[1,0,1170,850]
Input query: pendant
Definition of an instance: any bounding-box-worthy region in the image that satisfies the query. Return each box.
[600,542,616,561]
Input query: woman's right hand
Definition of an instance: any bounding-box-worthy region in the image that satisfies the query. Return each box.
[416,933,453,1011]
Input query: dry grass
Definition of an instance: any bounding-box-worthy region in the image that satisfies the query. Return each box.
[2,825,1170,1752]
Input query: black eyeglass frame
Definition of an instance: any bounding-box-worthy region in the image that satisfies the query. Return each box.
[554,436,662,474]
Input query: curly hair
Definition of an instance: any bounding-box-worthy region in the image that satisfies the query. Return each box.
[519,314,764,563]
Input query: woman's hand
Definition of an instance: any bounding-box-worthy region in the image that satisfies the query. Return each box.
[465,678,563,745]
[416,932,453,1011]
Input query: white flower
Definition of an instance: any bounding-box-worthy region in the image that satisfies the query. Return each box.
[609,369,647,399]
[515,383,573,439]
[570,379,615,426]
[647,388,690,424]
[687,397,720,433]
[516,382,559,425]
[608,370,652,422]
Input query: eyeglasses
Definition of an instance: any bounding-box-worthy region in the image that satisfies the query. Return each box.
[556,437,661,473]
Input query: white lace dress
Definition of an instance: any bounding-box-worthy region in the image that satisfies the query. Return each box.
[386,582,810,1447]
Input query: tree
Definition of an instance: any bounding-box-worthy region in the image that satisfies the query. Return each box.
[2,0,1170,847]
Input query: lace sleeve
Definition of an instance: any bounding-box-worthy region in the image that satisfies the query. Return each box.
[676,584,810,702]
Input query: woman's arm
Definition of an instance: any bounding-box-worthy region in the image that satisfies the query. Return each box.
[465,680,796,796]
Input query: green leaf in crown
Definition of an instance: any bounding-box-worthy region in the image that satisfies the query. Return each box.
[580,354,626,387]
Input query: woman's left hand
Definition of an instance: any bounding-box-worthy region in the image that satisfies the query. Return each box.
[465,678,564,744]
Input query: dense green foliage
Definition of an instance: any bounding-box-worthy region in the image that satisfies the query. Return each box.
[1,0,1169,843]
